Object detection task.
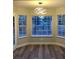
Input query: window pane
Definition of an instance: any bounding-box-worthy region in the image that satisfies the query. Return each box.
[48,31,52,35]
[43,26,48,30]
[58,15,61,19]
[48,26,51,30]
[42,31,47,35]
[19,15,26,37]
[36,31,41,35]
[19,27,23,31]
[32,30,36,35]
[36,26,43,30]
[58,15,65,37]
[22,21,26,25]
[32,16,52,36]
[62,15,65,25]
[19,31,23,37]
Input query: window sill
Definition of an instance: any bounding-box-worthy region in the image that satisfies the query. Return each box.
[31,35,53,37]
[18,36,27,39]
[56,36,65,39]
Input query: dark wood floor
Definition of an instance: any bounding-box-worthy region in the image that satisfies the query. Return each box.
[13,45,65,59]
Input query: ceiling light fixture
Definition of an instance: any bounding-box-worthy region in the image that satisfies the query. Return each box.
[34,7,47,14]
[33,1,47,14]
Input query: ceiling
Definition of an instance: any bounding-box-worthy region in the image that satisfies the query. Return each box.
[14,0,65,8]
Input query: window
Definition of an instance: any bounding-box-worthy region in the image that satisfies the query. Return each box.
[32,16,52,37]
[58,15,65,37]
[19,15,26,38]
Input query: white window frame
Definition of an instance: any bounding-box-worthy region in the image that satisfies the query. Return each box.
[32,16,53,37]
[18,15,27,38]
[57,15,65,38]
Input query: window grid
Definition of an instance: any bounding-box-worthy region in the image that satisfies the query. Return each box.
[32,16,52,36]
[58,15,65,37]
[19,15,26,38]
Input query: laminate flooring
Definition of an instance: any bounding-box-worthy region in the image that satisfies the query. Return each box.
[13,45,65,59]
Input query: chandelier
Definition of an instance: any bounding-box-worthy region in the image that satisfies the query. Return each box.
[34,7,47,14]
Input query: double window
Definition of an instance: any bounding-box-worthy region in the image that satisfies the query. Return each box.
[19,15,26,38]
[32,16,52,37]
[58,15,65,37]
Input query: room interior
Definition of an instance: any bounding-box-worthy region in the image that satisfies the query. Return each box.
[13,0,65,59]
